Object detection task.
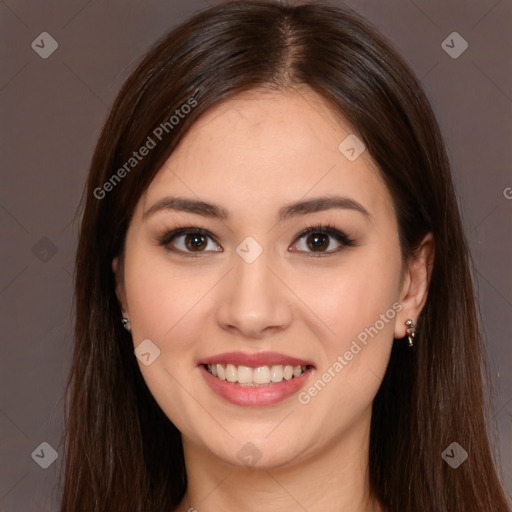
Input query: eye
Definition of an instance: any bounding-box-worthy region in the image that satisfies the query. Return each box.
[290,223,355,255]
[158,226,222,255]
[158,222,355,257]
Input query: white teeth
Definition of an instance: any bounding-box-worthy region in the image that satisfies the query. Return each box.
[237,365,253,384]
[283,365,293,380]
[206,363,309,385]
[270,365,283,382]
[225,364,237,383]
[253,366,270,384]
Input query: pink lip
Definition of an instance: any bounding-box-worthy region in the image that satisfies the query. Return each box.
[197,351,315,368]
[199,364,314,406]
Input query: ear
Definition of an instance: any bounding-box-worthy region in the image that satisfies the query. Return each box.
[112,256,129,315]
[394,232,435,338]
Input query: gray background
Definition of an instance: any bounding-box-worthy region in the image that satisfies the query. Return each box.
[0,0,511,509]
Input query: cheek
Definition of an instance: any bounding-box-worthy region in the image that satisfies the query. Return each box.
[294,247,403,352]
[123,246,210,344]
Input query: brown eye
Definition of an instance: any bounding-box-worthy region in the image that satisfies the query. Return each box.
[159,227,222,255]
[306,233,330,252]
[290,225,355,255]
[184,233,208,251]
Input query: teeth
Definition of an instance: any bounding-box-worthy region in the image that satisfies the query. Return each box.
[237,365,253,384]
[225,364,237,383]
[270,365,283,382]
[206,363,308,385]
[253,366,270,384]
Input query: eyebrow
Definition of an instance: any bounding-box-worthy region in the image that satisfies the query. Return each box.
[143,195,372,222]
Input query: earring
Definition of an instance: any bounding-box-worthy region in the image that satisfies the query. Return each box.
[121,317,132,333]
[405,319,416,347]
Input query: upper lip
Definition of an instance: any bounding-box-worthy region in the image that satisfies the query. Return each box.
[198,351,315,368]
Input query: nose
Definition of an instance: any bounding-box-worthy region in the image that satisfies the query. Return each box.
[214,248,293,339]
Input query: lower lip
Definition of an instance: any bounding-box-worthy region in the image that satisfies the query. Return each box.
[199,365,313,406]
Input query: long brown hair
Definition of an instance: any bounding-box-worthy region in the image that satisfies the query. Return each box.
[59,1,510,510]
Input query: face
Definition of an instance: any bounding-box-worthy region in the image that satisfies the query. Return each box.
[114,87,419,469]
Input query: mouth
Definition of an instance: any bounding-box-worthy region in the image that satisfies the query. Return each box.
[197,352,315,406]
[204,363,313,386]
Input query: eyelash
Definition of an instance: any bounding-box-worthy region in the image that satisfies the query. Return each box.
[157,222,355,258]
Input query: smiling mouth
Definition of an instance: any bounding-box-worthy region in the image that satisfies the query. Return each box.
[204,363,314,386]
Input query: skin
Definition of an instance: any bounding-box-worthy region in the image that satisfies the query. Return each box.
[113,87,434,512]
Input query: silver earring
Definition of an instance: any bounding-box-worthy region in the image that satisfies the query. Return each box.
[121,317,131,333]
[405,319,416,347]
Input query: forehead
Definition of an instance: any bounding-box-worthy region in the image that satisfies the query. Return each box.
[169,87,355,169]
[138,88,393,220]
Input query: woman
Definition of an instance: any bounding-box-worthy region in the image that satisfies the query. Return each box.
[59,1,510,510]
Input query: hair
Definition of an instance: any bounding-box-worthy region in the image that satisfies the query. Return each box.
[59,1,510,510]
